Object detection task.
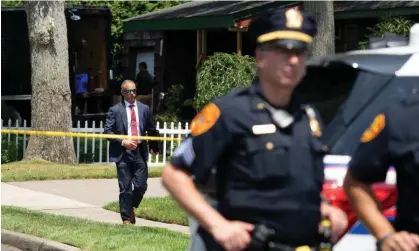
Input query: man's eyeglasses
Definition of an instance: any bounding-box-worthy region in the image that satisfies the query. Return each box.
[123,89,136,94]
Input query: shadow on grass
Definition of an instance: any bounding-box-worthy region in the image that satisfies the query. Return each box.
[104,196,189,226]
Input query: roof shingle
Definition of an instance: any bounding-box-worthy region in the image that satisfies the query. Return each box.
[123,1,292,22]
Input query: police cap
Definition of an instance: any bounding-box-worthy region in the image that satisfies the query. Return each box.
[250,8,317,50]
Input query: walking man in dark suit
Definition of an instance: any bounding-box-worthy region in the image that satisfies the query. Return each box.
[104,79,159,224]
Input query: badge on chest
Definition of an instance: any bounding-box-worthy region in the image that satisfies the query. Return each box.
[252,124,277,135]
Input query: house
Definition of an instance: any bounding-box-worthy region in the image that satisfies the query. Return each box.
[121,1,419,107]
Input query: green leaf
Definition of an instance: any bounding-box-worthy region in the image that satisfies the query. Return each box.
[1,1,24,7]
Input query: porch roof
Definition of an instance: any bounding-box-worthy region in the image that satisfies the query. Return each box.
[122,1,299,32]
[122,1,419,32]
[335,1,419,20]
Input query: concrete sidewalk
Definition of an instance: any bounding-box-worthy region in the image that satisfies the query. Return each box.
[1,178,189,235]
[6,178,169,207]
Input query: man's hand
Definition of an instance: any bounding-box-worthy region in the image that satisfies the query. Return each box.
[122,140,137,150]
[150,149,158,156]
[380,231,419,251]
[321,203,348,243]
[210,220,255,251]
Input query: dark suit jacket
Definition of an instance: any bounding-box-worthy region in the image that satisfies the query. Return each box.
[104,101,159,163]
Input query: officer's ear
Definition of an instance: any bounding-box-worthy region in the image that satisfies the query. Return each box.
[255,48,265,69]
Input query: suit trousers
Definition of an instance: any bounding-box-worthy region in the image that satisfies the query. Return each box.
[116,146,148,222]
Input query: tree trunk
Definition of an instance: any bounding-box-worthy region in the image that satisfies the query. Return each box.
[24,1,77,164]
[303,1,335,56]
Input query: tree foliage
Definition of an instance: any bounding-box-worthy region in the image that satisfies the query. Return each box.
[193,53,257,111]
[1,0,23,7]
[2,0,186,58]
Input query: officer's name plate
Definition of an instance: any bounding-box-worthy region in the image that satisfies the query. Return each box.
[252,124,276,135]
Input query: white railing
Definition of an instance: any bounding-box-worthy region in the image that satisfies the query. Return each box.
[1,119,191,166]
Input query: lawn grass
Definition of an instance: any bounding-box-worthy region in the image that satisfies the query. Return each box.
[1,159,163,182]
[104,196,189,226]
[2,205,189,251]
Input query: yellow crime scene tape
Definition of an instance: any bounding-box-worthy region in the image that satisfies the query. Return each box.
[1,129,185,142]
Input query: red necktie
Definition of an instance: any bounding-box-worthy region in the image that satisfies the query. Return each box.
[129,105,140,144]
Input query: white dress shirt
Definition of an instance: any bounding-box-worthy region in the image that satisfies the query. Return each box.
[124,100,141,143]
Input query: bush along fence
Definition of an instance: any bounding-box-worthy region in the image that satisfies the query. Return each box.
[1,119,190,166]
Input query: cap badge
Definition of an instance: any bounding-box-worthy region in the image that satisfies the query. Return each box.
[285,8,303,29]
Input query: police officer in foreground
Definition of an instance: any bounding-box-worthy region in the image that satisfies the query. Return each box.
[162,8,348,251]
[344,94,419,251]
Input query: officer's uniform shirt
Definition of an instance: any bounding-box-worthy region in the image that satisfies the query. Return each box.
[348,94,419,234]
[171,79,327,246]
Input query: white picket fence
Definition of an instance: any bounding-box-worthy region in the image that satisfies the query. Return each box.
[1,119,191,166]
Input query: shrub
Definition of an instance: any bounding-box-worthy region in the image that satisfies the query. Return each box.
[359,17,414,49]
[1,136,26,164]
[1,136,108,164]
[164,84,184,115]
[1,143,12,164]
[154,111,180,124]
[154,84,183,123]
[193,52,257,111]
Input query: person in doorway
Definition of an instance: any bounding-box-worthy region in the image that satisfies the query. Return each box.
[161,8,348,251]
[135,62,154,107]
[104,80,159,225]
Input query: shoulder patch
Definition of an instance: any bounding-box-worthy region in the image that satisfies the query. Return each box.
[190,103,221,136]
[360,113,386,143]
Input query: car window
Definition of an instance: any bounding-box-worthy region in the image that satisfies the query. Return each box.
[297,62,359,125]
[326,76,419,155]
[299,56,418,156]
[341,72,392,124]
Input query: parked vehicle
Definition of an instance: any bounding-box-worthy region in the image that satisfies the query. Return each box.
[303,23,419,250]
